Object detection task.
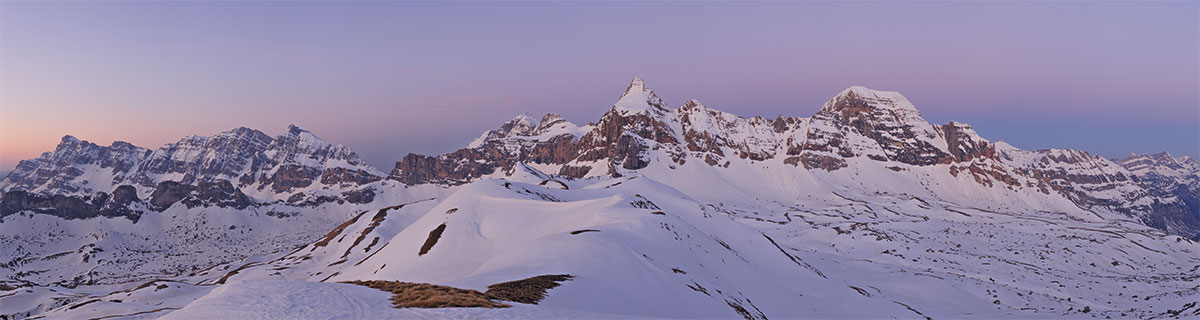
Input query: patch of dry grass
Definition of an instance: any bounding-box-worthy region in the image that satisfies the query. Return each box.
[313,211,365,249]
[485,274,574,304]
[343,280,509,308]
[343,274,574,309]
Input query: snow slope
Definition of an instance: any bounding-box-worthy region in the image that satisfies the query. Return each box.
[21,170,1199,319]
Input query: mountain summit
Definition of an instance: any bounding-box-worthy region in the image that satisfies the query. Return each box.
[612,76,668,115]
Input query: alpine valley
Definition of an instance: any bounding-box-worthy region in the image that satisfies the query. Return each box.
[2,78,1197,319]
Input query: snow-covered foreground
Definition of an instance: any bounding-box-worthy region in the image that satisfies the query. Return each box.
[162,280,647,320]
[12,169,1198,319]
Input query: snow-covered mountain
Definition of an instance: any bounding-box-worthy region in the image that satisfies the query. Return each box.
[1,125,383,198]
[0,125,406,289]
[2,78,1198,319]
[391,77,1200,240]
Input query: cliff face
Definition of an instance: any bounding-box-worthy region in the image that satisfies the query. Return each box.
[388,78,1200,239]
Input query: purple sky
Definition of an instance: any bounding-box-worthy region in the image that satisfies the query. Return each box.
[1,1,1197,171]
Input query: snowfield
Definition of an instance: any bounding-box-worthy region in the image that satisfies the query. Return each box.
[12,171,1198,319]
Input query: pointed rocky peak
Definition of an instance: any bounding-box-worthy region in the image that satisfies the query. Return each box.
[534,113,571,134]
[275,124,332,149]
[1151,151,1177,162]
[58,135,81,146]
[612,76,668,115]
[52,135,100,153]
[490,113,539,138]
[508,113,539,128]
[276,124,320,142]
[537,113,564,125]
[679,99,706,112]
[286,124,307,136]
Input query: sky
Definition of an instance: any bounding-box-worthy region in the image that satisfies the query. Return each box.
[1,1,1197,171]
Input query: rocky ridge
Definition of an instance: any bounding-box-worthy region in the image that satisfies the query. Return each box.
[388,77,1200,239]
[0,125,385,220]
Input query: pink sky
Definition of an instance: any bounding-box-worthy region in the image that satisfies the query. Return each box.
[1,1,1197,171]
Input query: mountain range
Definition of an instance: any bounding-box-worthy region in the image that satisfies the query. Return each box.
[1,77,1197,319]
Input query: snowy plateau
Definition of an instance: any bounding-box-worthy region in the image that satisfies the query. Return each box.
[1,77,1198,319]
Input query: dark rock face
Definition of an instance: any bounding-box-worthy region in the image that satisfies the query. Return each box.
[147,180,253,211]
[101,185,143,218]
[342,188,376,204]
[265,164,321,193]
[1116,153,1200,239]
[321,168,383,186]
[149,181,194,210]
[812,89,953,166]
[0,185,145,222]
[941,122,996,162]
[391,150,498,186]
[1140,200,1200,241]
[786,154,847,171]
[183,180,253,209]
[558,165,592,179]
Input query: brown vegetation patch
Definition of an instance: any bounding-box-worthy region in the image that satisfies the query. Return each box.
[419,223,447,256]
[215,262,264,284]
[313,211,366,250]
[320,272,341,282]
[355,242,389,266]
[344,280,509,308]
[485,274,574,304]
[849,285,871,297]
[67,298,101,310]
[687,282,710,296]
[363,237,380,253]
[343,205,404,258]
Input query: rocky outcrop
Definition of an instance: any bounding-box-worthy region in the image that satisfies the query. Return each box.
[183,180,253,209]
[147,180,253,210]
[810,87,953,166]
[0,184,146,222]
[148,181,194,210]
[1117,152,1200,239]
